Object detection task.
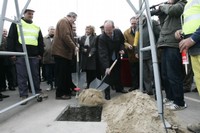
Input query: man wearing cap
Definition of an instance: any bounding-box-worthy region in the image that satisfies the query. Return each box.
[7,9,44,104]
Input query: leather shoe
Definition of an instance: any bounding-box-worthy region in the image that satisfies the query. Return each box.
[192,88,198,92]
[56,95,71,100]
[105,94,111,100]
[116,90,128,93]
[9,87,16,91]
[1,88,6,92]
[0,93,10,98]
[128,87,137,92]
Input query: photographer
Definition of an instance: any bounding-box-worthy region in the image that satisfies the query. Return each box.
[156,0,187,111]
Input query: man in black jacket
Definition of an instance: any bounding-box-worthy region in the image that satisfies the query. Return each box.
[98,20,127,100]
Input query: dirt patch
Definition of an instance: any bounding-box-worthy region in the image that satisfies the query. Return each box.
[78,88,105,107]
[102,91,187,133]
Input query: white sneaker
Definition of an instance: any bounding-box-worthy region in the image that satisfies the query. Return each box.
[163,98,173,106]
[46,88,51,91]
[165,101,174,106]
[46,85,53,91]
[168,103,187,111]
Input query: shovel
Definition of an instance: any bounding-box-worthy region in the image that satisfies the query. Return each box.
[71,49,87,89]
[90,59,118,91]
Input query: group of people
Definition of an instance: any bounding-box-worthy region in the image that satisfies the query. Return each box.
[0,28,17,101]
[52,13,129,100]
[0,0,200,131]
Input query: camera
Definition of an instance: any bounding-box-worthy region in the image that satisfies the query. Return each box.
[150,9,162,16]
[150,1,168,16]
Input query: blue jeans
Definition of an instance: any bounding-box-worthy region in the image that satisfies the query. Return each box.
[161,47,185,106]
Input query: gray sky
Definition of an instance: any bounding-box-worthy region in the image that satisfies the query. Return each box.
[1,0,165,36]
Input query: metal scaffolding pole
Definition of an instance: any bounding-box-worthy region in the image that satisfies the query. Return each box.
[0,0,40,114]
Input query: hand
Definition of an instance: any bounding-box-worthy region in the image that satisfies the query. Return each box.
[179,38,195,52]
[105,68,111,75]
[135,54,139,58]
[38,55,42,60]
[128,44,133,50]
[10,56,16,61]
[83,48,87,52]
[75,47,79,55]
[119,50,124,55]
[175,29,182,40]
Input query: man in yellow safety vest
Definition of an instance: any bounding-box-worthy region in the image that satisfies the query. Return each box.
[7,9,44,105]
[175,0,200,132]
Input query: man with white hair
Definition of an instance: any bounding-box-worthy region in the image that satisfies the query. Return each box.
[52,12,78,100]
[43,26,55,91]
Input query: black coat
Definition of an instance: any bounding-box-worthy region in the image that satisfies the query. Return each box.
[79,35,97,70]
[98,29,125,70]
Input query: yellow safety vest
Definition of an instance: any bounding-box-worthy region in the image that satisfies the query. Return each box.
[17,19,40,46]
[182,0,200,35]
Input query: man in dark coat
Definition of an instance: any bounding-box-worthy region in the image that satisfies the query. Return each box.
[98,20,128,100]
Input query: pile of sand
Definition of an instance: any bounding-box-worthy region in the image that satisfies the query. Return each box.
[78,88,105,107]
[102,91,186,133]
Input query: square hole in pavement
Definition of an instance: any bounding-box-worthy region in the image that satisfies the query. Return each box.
[56,106,103,122]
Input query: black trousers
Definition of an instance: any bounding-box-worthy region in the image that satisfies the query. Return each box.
[104,60,123,92]
[85,70,96,88]
[54,56,73,97]
[130,62,139,89]
[0,58,6,90]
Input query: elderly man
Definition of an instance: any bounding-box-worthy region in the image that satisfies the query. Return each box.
[52,12,78,100]
[124,16,139,92]
[98,20,127,100]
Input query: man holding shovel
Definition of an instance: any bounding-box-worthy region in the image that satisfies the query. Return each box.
[98,20,128,100]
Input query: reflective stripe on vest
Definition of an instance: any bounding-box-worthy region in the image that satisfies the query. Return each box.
[17,19,40,46]
[182,0,200,35]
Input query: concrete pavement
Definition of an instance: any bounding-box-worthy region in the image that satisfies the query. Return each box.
[0,82,200,133]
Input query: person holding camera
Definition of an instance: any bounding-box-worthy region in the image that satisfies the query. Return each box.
[156,0,187,111]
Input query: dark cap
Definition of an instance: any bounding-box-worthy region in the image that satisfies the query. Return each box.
[100,25,104,29]
[24,9,35,14]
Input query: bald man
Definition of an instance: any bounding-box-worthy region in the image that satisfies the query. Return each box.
[98,20,128,100]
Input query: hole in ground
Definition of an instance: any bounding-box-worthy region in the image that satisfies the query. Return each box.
[56,106,103,122]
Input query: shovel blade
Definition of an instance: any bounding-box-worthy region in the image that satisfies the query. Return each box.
[72,72,86,89]
[89,78,109,91]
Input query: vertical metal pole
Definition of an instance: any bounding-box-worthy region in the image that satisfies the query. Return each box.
[138,0,144,92]
[14,0,36,95]
[144,0,163,116]
[0,0,8,45]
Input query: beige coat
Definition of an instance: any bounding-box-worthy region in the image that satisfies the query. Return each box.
[124,28,138,63]
[52,17,76,60]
